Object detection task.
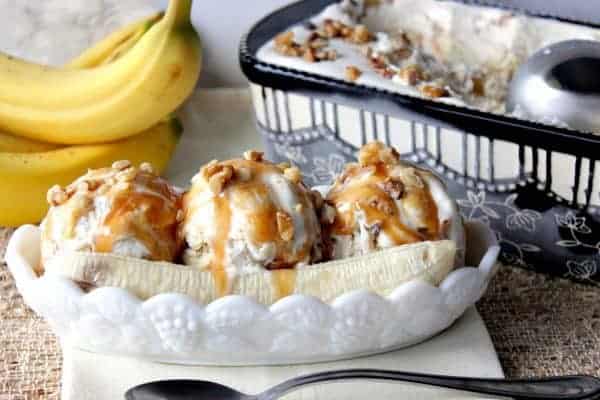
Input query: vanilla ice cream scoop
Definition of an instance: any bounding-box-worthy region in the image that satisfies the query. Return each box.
[323,142,465,262]
[180,150,323,294]
[40,160,182,270]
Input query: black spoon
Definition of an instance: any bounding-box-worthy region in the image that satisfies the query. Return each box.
[125,369,600,400]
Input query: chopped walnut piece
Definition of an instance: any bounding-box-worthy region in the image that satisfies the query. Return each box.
[382,178,405,199]
[208,165,234,194]
[235,166,252,181]
[201,160,222,180]
[358,141,400,166]
[303,47,317,62]
[116,167,137,182]
[397,65,423,86]
[345,66,362,82]
[420,84,448,98]
[283,166,302,183]
[111,160,131,171]
[472,76,485,96]
[47,185,67,206]
[367,197,394,215]
[243,150,264,162]
[275,31,295,47]
[276,211,295,241]
[140,162,154,174]
[351,25,372,44]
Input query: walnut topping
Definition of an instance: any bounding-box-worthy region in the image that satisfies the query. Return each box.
[47,185,67,206]
[111,160,131,171]
[275,31,295,47]
[243,150,264,162]
[351,25,372,44]
[276,211,295,241]
[345,66,362,82]
[397,65,423,86]
[420,84,448,98]
[200,160,220,180]
[140,162,155,174]
[283,166,301,184]
[76,181,90,193]
[382,177,405,199]
[303,47,317,62]
[235,166,252,181]
[208,165,234,194]
[116,167,136,182]
[358,141,400,166]
[368,197,394,215]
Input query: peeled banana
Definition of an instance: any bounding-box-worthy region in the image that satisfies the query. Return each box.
[0,117,182,227]
[44,240,456,305]
[0,0,201,144]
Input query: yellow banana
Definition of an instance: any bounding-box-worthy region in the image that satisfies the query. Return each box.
[66,13,162,69]
[0,131,59,153]
[0,117,182,227]
[0,12,161,154]
[0,0,200,144]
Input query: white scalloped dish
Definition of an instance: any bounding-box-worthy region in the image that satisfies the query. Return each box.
[7,220,498,366]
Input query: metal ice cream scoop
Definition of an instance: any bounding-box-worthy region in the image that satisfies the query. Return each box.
[125,369,600,400]
[507,39,600,133]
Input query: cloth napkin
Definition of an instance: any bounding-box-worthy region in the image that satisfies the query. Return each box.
[62,308,503,400]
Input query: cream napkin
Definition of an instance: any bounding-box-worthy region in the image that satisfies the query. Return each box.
[62,308,503,400]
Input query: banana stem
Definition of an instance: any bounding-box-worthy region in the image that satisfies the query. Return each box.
[164,0,193,27]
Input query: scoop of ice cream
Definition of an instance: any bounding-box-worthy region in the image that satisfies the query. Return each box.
[323,142,464,261]
[40,161,182,267]
[180,150,323,285]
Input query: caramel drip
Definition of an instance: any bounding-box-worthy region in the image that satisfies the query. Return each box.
[211,194,231,297]
[95,187,179,261]
[271,269,297,300]
[328,162,441,245]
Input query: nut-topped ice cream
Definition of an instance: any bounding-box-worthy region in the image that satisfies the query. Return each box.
[40,161,183,268]
[323,142,464,261]
[180,150,323,295]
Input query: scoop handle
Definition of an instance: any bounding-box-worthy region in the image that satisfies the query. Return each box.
[265,369,600,400]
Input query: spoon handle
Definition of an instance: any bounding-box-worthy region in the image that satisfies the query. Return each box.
[264,369,600,400]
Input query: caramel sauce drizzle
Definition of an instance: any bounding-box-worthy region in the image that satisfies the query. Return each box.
[200,159,315,298]
[327,162,440,246]
[211,193,231,297]
[93,173,181,261]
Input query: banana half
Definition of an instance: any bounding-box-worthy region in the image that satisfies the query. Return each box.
[44,240,456,305]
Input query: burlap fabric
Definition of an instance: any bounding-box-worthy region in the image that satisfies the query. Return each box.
[1,228,599,398]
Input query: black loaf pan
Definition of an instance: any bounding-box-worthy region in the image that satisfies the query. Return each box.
[240,0,600,285]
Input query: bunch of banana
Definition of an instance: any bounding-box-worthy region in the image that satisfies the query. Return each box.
[0,0,201,227]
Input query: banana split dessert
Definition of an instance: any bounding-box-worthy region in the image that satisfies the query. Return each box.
[39,142,463,305]
[257,0,600,114]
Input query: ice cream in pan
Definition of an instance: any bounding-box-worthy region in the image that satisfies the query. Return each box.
[39,143,463,304]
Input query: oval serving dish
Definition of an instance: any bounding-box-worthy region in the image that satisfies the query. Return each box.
[7,221,498,366]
